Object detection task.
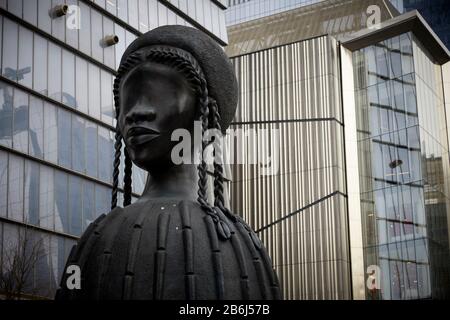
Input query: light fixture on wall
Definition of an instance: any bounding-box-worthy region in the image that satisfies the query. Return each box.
[50,4,68,18]
[101,35,120,47]
[389,159,403,169]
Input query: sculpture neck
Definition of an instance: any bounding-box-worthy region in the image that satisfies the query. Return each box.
[139,163,199,202]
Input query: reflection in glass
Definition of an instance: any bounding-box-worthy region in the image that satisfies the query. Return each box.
[68,175,82,236]
[37,0,52,33]
[29,96,44,158]
[82,181,95,231]
[48,43,62,102]
[33,34,48,95]
[44,102,58,163]
[57,108,71,168]
[13,89,29,154]
[2,18,18,81]
[72,116,85,173]
[24,160,40,225]
[62,50,76,108]
[0,150,7,217]
[39,165,54,230]
[0,82,13,148]
[79,2,91,55]
[98,126,113,183]
[75,57,88,113]
[88,64,101,119]
[18,26,33,88]
[85,122,98,178]
[101,70,113,125]
[8,155,24,222]
[54,170,68,233]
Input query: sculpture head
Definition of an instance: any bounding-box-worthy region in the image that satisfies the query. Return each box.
[112,25,238,209]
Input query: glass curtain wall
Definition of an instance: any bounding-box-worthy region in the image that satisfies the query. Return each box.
[353,32,450,300]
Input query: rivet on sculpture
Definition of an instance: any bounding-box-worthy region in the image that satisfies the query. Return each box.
[55,25,281,300]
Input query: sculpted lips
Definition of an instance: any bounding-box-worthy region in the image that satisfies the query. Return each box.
[126,126,160,145]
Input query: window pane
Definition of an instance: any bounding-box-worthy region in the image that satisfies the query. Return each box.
[114,23,126,69]
[0,82,13,148]
[2,18,18,81]
[91,10,103,62]
[24,160,40,225]
[69,175,82,236]
[50,235,64,293]
[43,102,58,163]
[39,165,54,230]
[13,88,29,153]
[33,34,48,95]
[149,0,158,30]
[48,42,62,102]
[88,63,101,119]
[8,154,24,222]
[106,0,116,14]
[75,57,88,113]
[29,96,44,158]
[57,108,72,168]
[98,127,112,182]
[79,2,91,55]
[18,26,33,88]
[54,170,68,233]
[103,17,115,68]
[7,0,22,17]
[95,184,110,217]
[94,0,105,8]
[85,121,98,177]
[34,234,51,297]
[24,0,38,25]
[38,0,52,33]
[62,50,76,107]
[62,50,76,108]
[138,0,149,32]
[157,2,167,25]
[0,150,7,217]
[101,70,113,125]
[117,0,128,23]
[128,0,139,29]
[82,180,95,231]
[72,116,85,173]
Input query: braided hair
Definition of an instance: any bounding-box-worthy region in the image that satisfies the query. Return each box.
[111,45,235,239]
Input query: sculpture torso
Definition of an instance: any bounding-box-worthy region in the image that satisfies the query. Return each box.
[56,199,280,300]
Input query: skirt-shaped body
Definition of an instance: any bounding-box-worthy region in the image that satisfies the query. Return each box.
[55,199,281,300]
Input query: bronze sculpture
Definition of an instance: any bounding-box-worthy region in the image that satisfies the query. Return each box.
[55,25,281,300]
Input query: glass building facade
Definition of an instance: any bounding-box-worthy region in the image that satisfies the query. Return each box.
[226,0,325,26]
[353,32,450,299]
[227,1,450,299]
[224,0,400,57]
[0,0,228,298]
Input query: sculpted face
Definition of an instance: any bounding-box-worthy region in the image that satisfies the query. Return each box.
[118,61,198,170]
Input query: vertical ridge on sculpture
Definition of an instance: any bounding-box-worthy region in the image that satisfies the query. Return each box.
[204,215,225,299]
[180,202,196,299]
[154,210,170,300]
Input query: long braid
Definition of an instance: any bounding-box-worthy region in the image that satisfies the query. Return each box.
[111,125,122,209]
[123,148,133,206]
[210,99,237,222]
[197,78,210,208]
[209,99,225,209]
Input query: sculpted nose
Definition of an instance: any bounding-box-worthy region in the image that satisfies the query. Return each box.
[125,105,156,124]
